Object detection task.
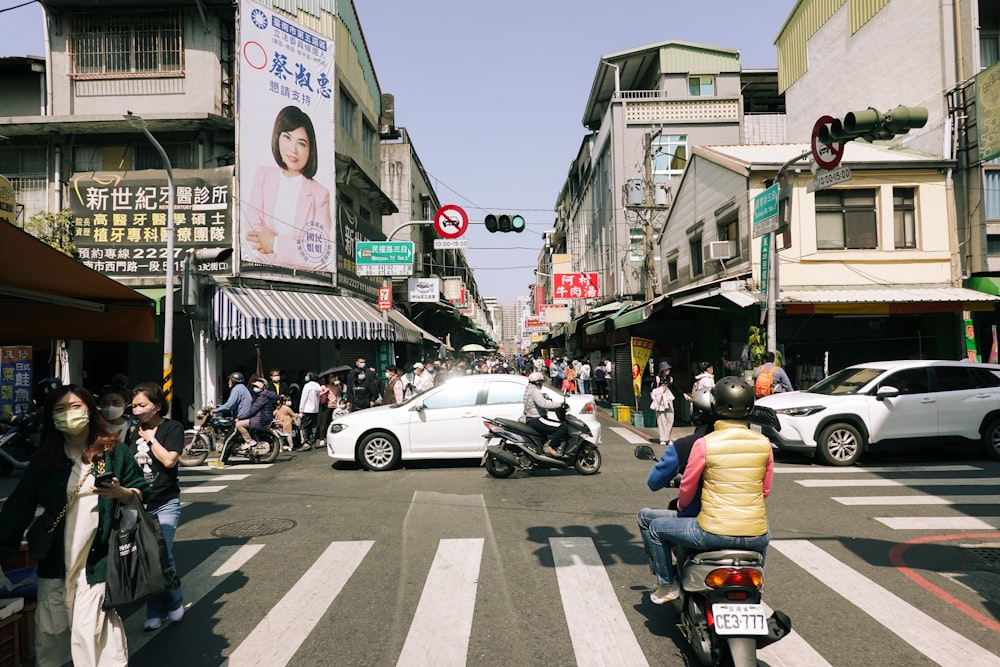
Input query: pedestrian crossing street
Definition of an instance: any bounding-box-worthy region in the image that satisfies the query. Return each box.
[132,461,999,666]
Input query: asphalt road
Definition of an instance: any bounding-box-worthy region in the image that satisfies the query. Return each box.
[2,411,1000,666]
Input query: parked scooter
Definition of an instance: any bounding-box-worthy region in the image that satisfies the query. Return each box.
[633,404,790,666]
[0,410,41,476]
[481,405,601,477]
[180,405,281,466]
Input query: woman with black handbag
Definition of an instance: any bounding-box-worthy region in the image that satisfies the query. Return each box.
[0,384,148,666]
[127,382,186,631]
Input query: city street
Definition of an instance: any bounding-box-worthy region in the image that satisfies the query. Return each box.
[5,410,998,666]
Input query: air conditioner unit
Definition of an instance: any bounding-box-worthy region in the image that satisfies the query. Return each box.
[708,241,733,261]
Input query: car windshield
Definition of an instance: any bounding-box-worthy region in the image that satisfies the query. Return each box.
[807,367,883,395]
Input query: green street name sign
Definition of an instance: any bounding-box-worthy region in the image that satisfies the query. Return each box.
[356,241,414,265]
[752,183,779,239]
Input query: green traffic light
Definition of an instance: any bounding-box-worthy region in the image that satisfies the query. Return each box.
[510,214,525,233]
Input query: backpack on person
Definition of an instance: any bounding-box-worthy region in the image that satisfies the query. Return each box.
[754,365,776,398]
[593,366,606,382]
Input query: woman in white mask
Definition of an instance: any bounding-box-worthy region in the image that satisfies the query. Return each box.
[98,384,132,442]
[0,384,148,666]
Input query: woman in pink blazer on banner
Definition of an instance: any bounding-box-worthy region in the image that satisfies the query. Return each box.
[244,105,333,271]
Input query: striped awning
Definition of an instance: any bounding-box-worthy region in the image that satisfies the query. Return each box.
[212,286,396,341]
[385,309,446,347]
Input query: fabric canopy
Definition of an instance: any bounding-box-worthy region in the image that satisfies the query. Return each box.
[0,222,156,342]
[385,309,446,347]
[211,286,397,341]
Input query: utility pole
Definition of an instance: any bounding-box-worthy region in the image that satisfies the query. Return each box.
[641,130,661,301]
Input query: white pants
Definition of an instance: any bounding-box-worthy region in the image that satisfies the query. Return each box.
[656,410,674,443]
[36,574,129,667]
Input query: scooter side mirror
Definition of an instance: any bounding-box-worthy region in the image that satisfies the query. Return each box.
[634,445,657,461]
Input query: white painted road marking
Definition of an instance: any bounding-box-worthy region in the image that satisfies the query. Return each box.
[225,540,374,666]
[833,494,1000,505]
[770,540,1000,666]
[773,464,981,474]
[609,426,651,444]
[875,516,1000,530]
[550,536,649,667]
[758,601,833,667]
[397,538,484,667]
[178,474,251,482]
[797,478,999,487]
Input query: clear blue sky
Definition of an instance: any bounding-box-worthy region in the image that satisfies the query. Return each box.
[1,0,797,302]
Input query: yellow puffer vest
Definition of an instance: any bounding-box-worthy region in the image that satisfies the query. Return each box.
[697,420,771,537]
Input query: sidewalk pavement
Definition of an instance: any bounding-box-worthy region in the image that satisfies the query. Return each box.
[593,400,696,445]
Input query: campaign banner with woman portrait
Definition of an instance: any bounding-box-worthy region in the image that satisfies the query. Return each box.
[238,0,335,273]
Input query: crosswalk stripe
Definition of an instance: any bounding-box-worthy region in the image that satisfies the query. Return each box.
[770,540,1000,666]
[609,426,650,444]
[178,474,250,482]
[797,478,999,487]
[225,540,374,666]
[757,602,833,667]
[397,538,484,667]
[773,464,981,474]
[126,544,264,653]
[178,485,228,493]
[875,516,1000,530]
[550,537,649,667]
[833,494,1000,505]
[182,463,274,471]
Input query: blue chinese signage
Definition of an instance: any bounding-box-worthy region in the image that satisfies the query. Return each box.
[0,346,33,418]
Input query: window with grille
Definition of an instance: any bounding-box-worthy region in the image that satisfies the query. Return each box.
[68,11,183,79]
[816,189,878,250]
[689,234,703,277]
[362,121,377,161]
[982,33,999,70]
[0,147,47,220]
[893,187,916,249]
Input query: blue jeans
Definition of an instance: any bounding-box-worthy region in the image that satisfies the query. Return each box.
[646,515,770,585]
[637,507,678,578]
[147,497,184,619]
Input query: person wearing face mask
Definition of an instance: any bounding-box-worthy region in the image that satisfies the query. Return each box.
[346,359,379,412]
[267,368,290,398]
[297,372,322,450]
[382,366,403,406]
[317,374,343,441]
[0,384,148,665]
[97,384,133,442]
[125,382,187,629]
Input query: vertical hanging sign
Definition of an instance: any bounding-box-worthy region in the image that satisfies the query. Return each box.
[759,235,770,312]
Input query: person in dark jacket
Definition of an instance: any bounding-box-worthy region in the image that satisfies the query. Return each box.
[347,359,380,411]
[0,384,149,666]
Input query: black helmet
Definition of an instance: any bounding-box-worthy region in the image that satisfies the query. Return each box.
[228,372,245,384]
[712,376,754,419]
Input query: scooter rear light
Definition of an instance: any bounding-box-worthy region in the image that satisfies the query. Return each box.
[581,402,594,414]
[705,567,763,590]
[484,421,497,432]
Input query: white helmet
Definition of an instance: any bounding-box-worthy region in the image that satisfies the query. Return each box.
[527,371,546,384]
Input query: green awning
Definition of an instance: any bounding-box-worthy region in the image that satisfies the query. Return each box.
[968,276,1000,296]
[613,296,667,330]
[135,288,166,315]
[584,303,633,336]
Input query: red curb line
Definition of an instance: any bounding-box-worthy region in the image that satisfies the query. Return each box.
[887,531,1000,634]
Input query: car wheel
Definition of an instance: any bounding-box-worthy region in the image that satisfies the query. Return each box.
[484,454,515,478]
[816,423,863,466]
[574,447,602,475]
[358,432,400,471]
[981,418,1000,461]
[179,431,211,467]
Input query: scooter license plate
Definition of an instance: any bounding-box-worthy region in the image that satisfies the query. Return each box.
[711,603,768,636]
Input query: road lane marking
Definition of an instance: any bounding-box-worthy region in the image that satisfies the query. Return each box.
[397,538,483,667]
[178,474,250,482]
[225,540,374,666]
[875,516,1000,530]
[609,426,650,444]
[773,465,981,473]
[770,540,1000,666]
[834,495,1000,505]
[127,544,265,653]
[550,537,649,667]
[797,478,1000,487]
[177,485,227,493]
[182,464,274,471]
[758,601,832,667]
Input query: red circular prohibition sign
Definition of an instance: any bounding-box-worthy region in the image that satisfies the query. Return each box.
[812,115,846,170]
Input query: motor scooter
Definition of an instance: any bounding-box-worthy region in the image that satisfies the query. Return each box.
[180,406,281,466]
[0,410,41,476]
[481,405,601,477]
[633,404,791,666]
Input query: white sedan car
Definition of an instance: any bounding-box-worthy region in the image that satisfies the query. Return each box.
[326,374,602,471]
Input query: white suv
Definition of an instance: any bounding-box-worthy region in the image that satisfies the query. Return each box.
[756,360,1000,465]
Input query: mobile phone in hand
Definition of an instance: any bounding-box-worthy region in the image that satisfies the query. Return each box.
[94,473,116,486]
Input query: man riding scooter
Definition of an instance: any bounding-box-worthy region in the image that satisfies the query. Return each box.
[523,371,569,458]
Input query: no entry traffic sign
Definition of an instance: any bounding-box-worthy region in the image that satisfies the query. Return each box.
[812,115,845,171]
[433,204,469,239]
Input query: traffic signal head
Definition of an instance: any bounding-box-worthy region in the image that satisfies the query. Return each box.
[484,213,525,233]
[883,105,928,135]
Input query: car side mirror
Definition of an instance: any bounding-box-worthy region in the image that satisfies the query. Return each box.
[875,386,900,400]
[411,402,425,412]
[634,445,658,461]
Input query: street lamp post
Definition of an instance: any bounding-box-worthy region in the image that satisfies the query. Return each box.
[124,112,176,407]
